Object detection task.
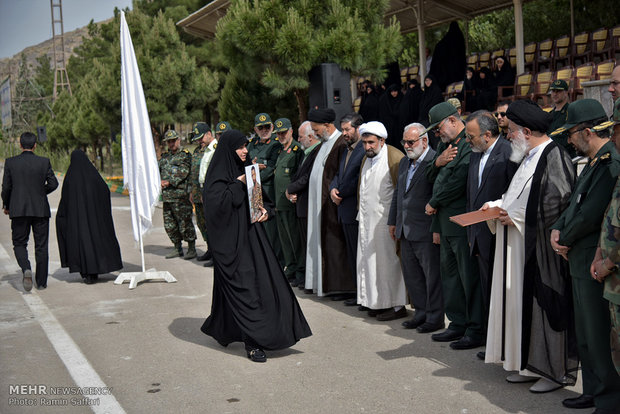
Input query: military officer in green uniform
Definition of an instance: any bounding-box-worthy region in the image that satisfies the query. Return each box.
[550,99,620,411]
[424,102,484,350]
[215,121,231,140]
[248,113,283,263]
[273,118,305,285]
[189,122,213,261]
[159,130,197,259]
[592,98,620,378]
[547,80,576,158]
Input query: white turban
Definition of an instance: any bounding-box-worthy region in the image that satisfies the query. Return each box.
[358,121,387,139]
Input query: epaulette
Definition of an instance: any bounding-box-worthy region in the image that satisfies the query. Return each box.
[274,136,279,141]
[292,145,299,151]
[600,152,612,164]
[183,149,190,154]
[213,143,217,149]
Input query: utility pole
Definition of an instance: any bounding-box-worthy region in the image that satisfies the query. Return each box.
[50,0,72,101]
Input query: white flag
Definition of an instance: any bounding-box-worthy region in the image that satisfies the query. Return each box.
[120,10,161,242]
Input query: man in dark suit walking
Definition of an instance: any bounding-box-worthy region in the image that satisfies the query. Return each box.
[388,123,444,333]
[329,113,366,304]
[465,111,517,326]
[2,132,58,291]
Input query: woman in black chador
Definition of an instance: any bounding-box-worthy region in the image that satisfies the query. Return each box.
[200,130,312,363]
[56,149,122,284]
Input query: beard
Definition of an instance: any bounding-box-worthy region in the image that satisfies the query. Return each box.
[509,130,529,163]
[319,129,331,142]
[406,145,425,160]
[440,133,451,144]
[365,148,378,158]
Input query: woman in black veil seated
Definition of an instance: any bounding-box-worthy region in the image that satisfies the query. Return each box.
[56,149,122,284]
[200,130,312,363]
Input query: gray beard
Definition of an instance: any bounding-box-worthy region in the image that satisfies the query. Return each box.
[509,138,529,163]
[406,147,424,160]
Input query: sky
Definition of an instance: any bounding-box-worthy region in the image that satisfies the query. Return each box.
[0,0,134,59]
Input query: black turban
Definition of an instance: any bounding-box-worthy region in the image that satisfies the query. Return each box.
[308,108,336,123]
[506,99,552,133]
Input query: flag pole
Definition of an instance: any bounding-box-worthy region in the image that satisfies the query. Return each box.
[139,218,145,273]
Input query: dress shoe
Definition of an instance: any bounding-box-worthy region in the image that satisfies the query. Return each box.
[203,259,214,267]
[358,305,370,312]
[297,285,306,291]
[376,307,408,321]
[402,318,425,329]
[477,351,486,360]
[431,329,464,342]
[36,285,47,290]
[368,308,389,317]
[506,374,539,383]
[449,336,485,350]
[290,280,300,287]
[246,347,267,363]
[562,394,594,409]
[529,377,563,393]
[330,293,355,301]
[343,298,358,306]
[23,269,33,292]
[417,322,445,333]
[196,251,212,261]
[303,288,313,294]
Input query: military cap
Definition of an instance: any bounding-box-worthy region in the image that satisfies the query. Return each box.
[447,97,461,109]
[163,129,179,141]
[254,113,272,127]
[551,98,612,136]
[274,118,292,133]
[215,121,231,134]
[549,80,569,91]
[424,102,458,134]
[191,122,210,142]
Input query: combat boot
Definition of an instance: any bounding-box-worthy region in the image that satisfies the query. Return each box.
[166,242,183,259]
[184,240,197,260]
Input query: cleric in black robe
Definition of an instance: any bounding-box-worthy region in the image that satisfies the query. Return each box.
[56,149,122,284]
[200,130,311,363]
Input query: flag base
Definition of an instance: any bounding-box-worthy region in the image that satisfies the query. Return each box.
[114,268,177,289]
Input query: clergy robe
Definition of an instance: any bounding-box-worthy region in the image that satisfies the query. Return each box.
[306,129,349,295]
[357,145,405,309]
[485,139,578,385]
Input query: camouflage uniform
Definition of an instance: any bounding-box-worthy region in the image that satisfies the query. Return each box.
[159,135,196,254]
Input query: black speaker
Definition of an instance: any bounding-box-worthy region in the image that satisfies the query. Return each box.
[36,126,47,143]
[308,63,352,127]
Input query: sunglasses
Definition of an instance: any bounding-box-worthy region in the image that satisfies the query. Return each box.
[257,124,271,130]
[400,138,420,147]
[494,112,506,118]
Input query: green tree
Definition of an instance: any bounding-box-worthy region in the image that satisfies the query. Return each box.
[216,0,402,124]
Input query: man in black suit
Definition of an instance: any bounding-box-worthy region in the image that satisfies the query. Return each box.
[286,121,321,291]
[465,111,517,334]
[2,132,58,291]
[329,113,366,304]
[388,123,444,332]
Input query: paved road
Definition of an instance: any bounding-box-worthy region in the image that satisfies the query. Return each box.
[0,167,583,414]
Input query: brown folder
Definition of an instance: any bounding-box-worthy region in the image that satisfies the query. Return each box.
[449,207,501,227]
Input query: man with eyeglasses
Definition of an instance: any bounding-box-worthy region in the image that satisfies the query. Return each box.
[465,111,517,360]
[388,123,443,332]
[547,80,576,158]
[248,113,283,265]
[494,100,510,140]
[424,102,484,350]
[549,99,620,412]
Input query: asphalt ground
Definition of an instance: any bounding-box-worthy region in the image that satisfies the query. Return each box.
[0,165,584,414]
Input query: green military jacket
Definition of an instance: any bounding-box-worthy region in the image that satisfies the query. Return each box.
[158,148,192,202]
[274,140,304,211]
[548,104,576,158]
[600,176,620,305]
[248,135,282,199]
[552,141,620,279]
[189,145,206,203]
[425,129,471,237]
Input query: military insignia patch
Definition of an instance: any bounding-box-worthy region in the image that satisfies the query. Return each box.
[293,145,298,151]
[276,121,283,128]
[285,168,290,173]
[259,115,267,122]
[219,123,226,130]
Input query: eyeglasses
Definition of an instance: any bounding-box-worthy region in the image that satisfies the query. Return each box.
[494,111,506,118]
[464,133,481,141]
[400,138,420,147]
[434,118,447,133]
[567,127,587,138]
[257,124,271,131]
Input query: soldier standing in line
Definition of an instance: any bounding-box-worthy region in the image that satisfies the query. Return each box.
[273,118,305,286]
[248,113,283,263]
[189,122,212,261]
[159,130,197,259]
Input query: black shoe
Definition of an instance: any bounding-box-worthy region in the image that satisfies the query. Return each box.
[23,269,33,292]
[330,293,355,301]
[303,288,313,294]
[297,285,306,291]
[246,348,267,363]
[402,318,425,329]
[477,351,486,360]
[84,275,96,285]
[449,336,485,350]
[343,298,358,306]
[561,394,594,409]
[358,305,370,312]
[36,284,47,290]
[416,322,445,333]
[290,280,300,287]
[203,259,214,267]
[197,251,212,261]
[431,329,464,342]
[368,308,389,317]
[376,307,408,321]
